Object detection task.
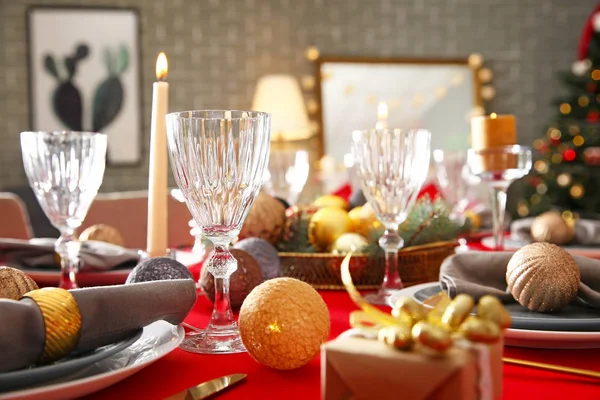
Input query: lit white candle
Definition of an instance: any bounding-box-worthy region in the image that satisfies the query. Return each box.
[375,101,388,129]
[147,52,169,258]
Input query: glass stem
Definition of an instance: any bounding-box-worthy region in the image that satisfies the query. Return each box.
[207,245,236,331]
[490,184,508,250]
[56,229,80,289]
[379,227,404,291]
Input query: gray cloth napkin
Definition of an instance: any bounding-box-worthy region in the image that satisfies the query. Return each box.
[440,251,600,308]
[0,238,141,271]
[0,279,196,373]
[512,217,600,245]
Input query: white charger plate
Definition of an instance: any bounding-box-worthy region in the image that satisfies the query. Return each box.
[388,282,600,349]
[480,236,600,259]
[0,320,184,400]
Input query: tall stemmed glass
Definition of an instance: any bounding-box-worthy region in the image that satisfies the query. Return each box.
[20,131,107,289]
[166,110,271,354]
[467,145,532,250]
[352,129,431,305]
[263,149,309,206]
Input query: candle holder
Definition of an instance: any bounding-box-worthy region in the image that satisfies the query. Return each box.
[166,110,271,355]
[467,145,532,250]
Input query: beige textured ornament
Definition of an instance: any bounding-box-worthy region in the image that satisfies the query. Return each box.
[506,242,580,312]
[530,211,574,245]
[0,266,38,300]
[79,224,125,247]
[330,233,369,255]
[239,192,286,245]
[239,277,330,370]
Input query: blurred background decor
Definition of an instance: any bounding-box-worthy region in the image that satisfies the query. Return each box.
[315,56,489,163]
[27,6,142,166]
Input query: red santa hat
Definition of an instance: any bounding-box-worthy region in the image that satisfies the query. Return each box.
[577,2,600,60]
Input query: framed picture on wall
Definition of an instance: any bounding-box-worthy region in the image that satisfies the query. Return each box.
[27,6,142,166]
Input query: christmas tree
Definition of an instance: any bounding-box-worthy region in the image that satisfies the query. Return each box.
[519,4,600,219]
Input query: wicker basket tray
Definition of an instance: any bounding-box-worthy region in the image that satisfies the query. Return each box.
[279,241,458,290]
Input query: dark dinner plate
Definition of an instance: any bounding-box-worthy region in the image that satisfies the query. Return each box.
[414,284,600,332]
[0,330,142,393]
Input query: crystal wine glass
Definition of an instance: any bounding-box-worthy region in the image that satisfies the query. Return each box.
[352,129,431,305]
[20,131,107,289]
[467,145,532,250]
[263,149,309,206]
[433,149,481,222]
[166,110,271,354]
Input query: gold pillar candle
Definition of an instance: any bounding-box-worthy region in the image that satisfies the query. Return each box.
[471,114,516,150]
[470,114,518,173]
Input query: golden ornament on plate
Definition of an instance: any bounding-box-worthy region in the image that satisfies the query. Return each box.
[79,224,125,246]
[330,233,369,255]
[308,206,352,251]
[506,243,580,312]
[531,211,574,245]
[239,192,286,245]
[312,194,348,210]
[239,277,330,370]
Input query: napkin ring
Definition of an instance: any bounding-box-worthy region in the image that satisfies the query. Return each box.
[22,288,82,364]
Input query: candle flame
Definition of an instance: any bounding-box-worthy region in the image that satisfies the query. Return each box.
[156,52,168,81]
[377,102,388,120]
[490,112,498,119]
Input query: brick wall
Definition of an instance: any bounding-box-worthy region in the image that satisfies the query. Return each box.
[0,0,593,193]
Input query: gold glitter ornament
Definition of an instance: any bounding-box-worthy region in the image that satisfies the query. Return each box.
[308,206,352,251]
[79,224,124,246]
[531,211,574,245]
[239,278,330,370]
[312,194,349,210]
[239,192,286,245]
[506,243,580,312]
[330,233,369,254]
[0,266,38,300]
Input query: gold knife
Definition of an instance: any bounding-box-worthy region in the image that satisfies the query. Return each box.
[164,373,247,400]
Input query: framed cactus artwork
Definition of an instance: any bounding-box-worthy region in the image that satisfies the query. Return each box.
[27,6,142,166]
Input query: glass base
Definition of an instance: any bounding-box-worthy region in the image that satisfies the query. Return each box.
[179,326,246,354]
[364,286,401,306]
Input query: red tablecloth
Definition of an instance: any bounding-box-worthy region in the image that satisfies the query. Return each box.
[85,240,600,400]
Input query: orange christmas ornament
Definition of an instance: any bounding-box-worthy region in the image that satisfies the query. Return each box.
[79,224,124,246]
[239,277,330,370]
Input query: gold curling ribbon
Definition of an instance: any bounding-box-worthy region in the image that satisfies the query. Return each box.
[340,253,510,352]
[22,288,82,364]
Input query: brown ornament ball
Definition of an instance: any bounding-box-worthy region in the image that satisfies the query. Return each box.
[506,242,580,312]
[530,211,574,245]
[239,192,286,245]
[0,266,38,300]
[79,224,125,247]
[308,206,352,251]
[239,277,330,370]
[199,249,263,310]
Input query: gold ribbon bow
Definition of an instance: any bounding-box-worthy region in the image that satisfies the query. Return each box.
[340,254,511,352]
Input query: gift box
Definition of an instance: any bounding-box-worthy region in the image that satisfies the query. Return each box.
[322,335,503,400]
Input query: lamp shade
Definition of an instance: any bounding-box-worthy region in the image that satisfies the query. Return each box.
[252,75,312,141]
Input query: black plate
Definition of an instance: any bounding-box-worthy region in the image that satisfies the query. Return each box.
[414,285,600,332]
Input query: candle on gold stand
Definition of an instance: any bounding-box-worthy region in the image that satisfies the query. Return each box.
[470,113,517,173]
[147,52,169,258]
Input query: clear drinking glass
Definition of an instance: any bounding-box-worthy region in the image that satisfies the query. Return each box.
[467,145,532,250]
[20,131,107,289]
[263,149,309,206]
[352,129,431,305]
[433,149,481,222]
[166,110,271,354]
